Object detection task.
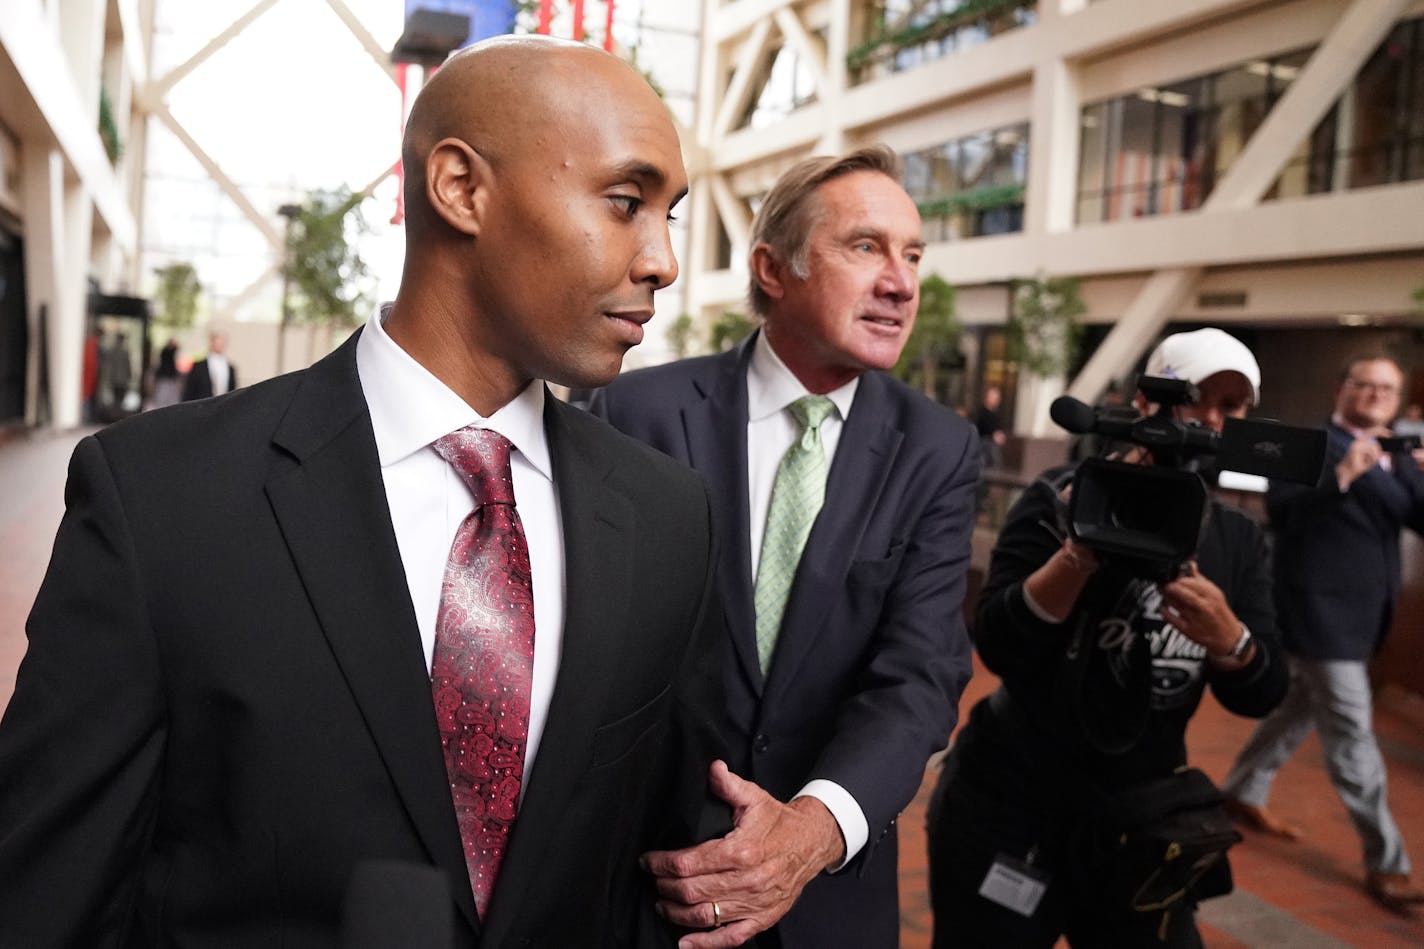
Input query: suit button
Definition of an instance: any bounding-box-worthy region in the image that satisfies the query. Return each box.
[754,733,770,753]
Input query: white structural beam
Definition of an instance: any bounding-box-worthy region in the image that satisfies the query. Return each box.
[709,174,752,250]
[147,0,283,100]
[1204,0,1412,211]
[209,262,280,326]
[114,0,149,89]
[713,0,800,44]
[920,180,1424,283]
[323,0,400,83]
[712,18,774,139]
[772,8,826,87]
[147,102,285,248]
[1067,0,1415,406]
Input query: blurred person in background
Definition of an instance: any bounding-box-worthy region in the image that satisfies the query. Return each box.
[1393,401,1424,439]
[927,328,1288,947]
[100,330,133,416]
[973,384,1007,470]
[181,330,238,401]
[1223,354,1424,914]
[150,337,182,409]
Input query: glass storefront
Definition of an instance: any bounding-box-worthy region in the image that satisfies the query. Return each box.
[1076,17,1423,223]
[903,123,1029,240]
[850,1,1038,83]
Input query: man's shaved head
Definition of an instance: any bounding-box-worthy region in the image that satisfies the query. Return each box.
[384,34,687,415]
[401,36,660,239]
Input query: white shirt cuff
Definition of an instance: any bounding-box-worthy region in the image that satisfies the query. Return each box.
[796,779,868,873]
[1020,584,1066,624]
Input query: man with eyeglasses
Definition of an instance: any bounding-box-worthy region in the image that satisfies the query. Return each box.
[1223,354,1424,914]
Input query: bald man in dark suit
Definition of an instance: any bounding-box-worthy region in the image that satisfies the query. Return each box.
[0,37,723,949]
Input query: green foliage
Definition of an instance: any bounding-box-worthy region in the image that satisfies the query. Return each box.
[915,183,1025,221]
[152,262,202,330]
[1006,275,1086,378]
[895,275,961,396]
[98,86,122,165]
[709,311,755,353]
[666,313,695,359]
[286,188,374,330]
[848,0,1036,73]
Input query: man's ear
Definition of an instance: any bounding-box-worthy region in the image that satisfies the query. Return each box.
[749,244,787,303]
[425,137,492,238]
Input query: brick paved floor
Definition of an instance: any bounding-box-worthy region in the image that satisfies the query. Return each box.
[898,656,1424,948]
[3,428,1422,946]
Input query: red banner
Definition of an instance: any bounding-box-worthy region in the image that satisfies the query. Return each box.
[603,0,615,51]
[537,0,552,34]
[392,62,408,225]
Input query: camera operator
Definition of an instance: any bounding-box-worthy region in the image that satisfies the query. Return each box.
[926,328,1289,947]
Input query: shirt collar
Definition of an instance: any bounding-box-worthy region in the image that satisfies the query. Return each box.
[1331,413,1369,440]
[356,307,552,480]
[747,329,858,423]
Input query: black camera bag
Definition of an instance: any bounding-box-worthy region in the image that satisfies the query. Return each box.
[1082,766,1242,912]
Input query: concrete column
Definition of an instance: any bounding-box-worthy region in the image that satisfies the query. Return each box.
[1068,267,1202,405]
[58,0,106,118]
[1025,58,1082,237]
[21,146,88,428]
[816,0,849,155]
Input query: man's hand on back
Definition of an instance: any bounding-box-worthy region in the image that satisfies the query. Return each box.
[642,760,845,949]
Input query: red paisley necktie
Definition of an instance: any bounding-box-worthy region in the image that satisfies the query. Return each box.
[430,427,535,919]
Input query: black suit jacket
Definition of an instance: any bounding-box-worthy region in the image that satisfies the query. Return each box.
[592,336,978,948]
[0,331,723,948]
[181,356,238,401]
[1269,421,1424,660]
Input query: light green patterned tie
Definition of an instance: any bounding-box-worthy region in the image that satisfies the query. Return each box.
[754,395,837,675]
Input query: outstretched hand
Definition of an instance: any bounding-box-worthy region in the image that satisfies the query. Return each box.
[641,761,845,949]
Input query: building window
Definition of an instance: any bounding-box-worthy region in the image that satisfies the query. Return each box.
[1076,17,1424,223]
[903,124,1029,241]
[848,1,1038,84]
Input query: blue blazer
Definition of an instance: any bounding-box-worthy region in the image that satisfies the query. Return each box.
[1268,422,1424,661]
[593,335,978,948]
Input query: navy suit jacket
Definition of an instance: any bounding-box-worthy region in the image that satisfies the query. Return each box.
[592,336,978,948]
[0,330,724,948]
[1268,422,1424,660]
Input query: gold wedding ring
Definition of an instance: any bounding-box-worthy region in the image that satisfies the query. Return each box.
[711,900,722,927]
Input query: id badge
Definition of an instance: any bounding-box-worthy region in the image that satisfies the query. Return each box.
[978,852,1050,918]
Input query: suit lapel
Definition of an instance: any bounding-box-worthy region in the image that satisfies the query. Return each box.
[263,333,480,934]
[764,372,904,700]
[682,341,762,691]
[479,395,635,947]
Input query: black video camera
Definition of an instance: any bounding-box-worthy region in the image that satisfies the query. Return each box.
[1378,434,1422,453]
[1050,376,1327,579]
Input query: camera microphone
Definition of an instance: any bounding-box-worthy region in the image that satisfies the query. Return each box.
[1049,395,1097,434]
[1050,396,1137,440]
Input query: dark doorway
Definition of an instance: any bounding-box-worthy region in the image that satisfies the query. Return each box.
[0,224,27,424]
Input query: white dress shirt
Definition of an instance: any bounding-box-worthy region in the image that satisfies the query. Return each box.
[207,353,232,395]
[745,330,867,869]
[355,311,566,793]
